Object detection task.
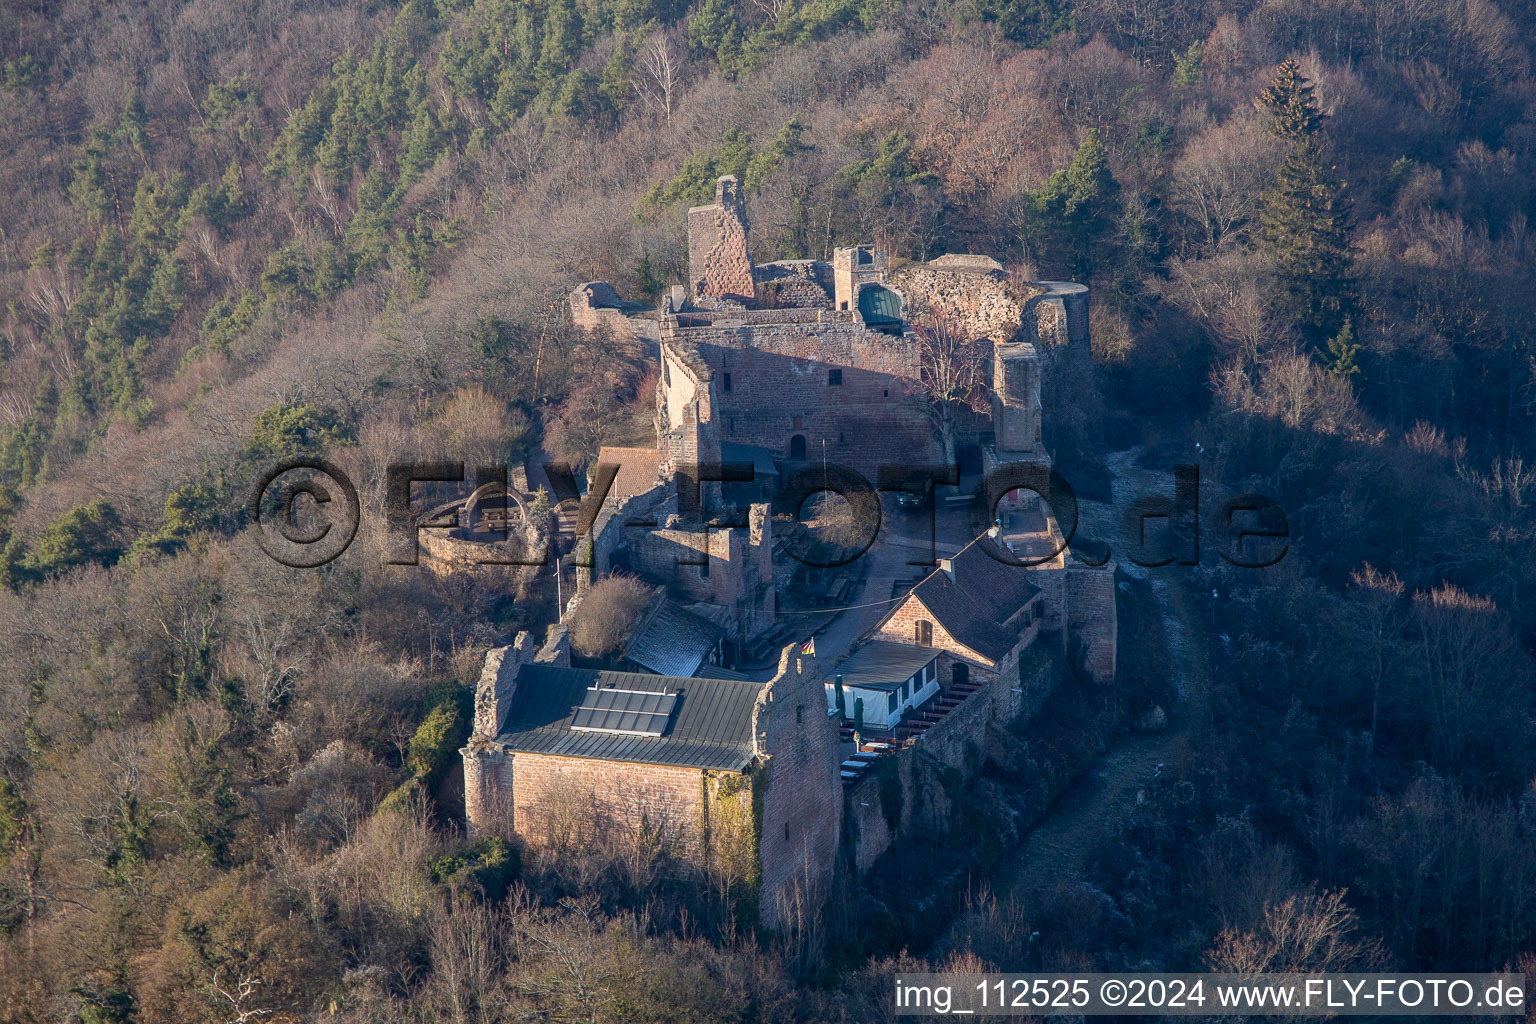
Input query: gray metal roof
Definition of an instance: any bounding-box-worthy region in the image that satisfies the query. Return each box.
[832,640,938,692]
[721,442,780,479]
[495,665,761,770]
[624,601,723,678]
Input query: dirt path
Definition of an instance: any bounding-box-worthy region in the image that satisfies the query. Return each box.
[937,448,1214,952]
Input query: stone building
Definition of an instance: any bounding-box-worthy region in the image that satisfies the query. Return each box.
[462,632,841,929]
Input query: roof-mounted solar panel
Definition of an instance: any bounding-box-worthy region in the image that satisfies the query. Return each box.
[570,687,678,736]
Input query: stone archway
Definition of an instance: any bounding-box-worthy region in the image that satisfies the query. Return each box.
[789,434,807,459]
[463,481,531,531]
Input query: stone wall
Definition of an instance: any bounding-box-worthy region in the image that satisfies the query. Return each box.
[418,525,550,577]
[1023,283,1091,351]
[891,261,1024,341]
[1066,563,1118,683]
[993,342,1043,455]
[569,281,636,336]
[688,176,754,302]
[753,645,843,930]
[701,339,939,473]
[511,752,713,854]
[753,260,833,309]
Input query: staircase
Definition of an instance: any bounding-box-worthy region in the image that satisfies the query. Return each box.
[841,678,983,784]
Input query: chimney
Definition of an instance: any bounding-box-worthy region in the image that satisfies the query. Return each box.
[938,558,954,580]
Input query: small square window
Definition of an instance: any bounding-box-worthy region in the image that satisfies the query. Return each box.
[828,369,842,386]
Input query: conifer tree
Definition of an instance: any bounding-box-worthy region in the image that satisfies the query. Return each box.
[1257,58,1323,140]
[1255,60,1354,335]
[1029,129,1121,280]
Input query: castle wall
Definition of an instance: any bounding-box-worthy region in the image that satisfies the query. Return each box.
[754,647,843,930]
[511,752,713,855]
[891,262,1024,341]
[1066,563,1118,683]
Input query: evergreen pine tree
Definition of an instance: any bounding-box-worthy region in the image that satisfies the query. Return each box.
[1030,129,1121,280]
[1257,58,1324,141]
[1255,61,1355,335]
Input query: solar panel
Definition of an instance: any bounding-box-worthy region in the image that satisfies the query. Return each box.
[570,687,678,736]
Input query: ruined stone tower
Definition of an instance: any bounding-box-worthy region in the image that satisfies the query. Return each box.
[831,245,888,312]
[687,176,754,303]
[992,341,1043,457]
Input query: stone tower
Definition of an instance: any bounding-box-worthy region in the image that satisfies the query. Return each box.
[687,176,754,304]
[831,245,888,312]
[992,341,1043,456]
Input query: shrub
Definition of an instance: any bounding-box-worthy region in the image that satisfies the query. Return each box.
[567,574,655,658]
[429,836,520,900]
[406,687,471,780]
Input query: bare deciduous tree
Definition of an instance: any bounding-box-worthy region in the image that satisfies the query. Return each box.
[637,31,681,122]
[566,574,655,658]
[910,310,991,462]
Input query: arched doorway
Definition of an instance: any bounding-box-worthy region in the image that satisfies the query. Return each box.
[952,662,969,687]
[789,434,807,459]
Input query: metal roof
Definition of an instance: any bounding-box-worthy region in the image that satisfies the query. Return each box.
[495,665,762,770]
[624,601,723,678]
[858,284,903,325]
[721,442,780,479]
[832,640,938,692]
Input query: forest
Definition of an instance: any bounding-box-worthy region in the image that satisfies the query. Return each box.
[1,0,1535,1019]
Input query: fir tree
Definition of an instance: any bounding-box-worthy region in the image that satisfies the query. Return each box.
[1257,58,1323,141]
[1256,61,1355,335]
[1325,317,1361,378]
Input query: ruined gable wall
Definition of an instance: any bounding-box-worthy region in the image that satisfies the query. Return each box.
[688,178,754,302]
